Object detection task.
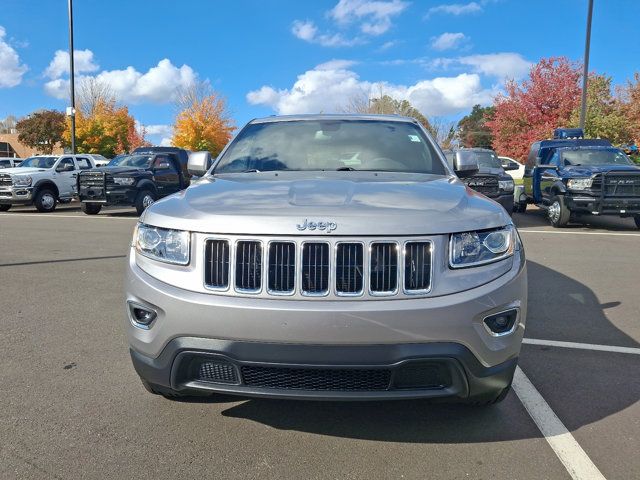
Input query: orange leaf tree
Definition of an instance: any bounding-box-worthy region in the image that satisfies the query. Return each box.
[486,57,581,161]
[172,85,234,156]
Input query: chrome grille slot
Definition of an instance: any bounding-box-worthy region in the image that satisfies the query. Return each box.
[0,174,12,187]
[335,243,364,295]
[301,243,330,295]
[404,242,432,292]
[370,242,398,294]
[79,171,107,187]
[204,240,230,289]
[235,241,262,292]
[268,242,295,294]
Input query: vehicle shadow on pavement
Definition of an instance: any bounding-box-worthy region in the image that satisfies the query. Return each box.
[208,260,639,443]
[513,209,638,231]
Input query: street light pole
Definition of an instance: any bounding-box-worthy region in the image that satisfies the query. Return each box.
[68,0,76,154]
[579,0,594,130]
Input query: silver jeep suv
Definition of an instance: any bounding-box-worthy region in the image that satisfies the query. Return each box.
[125,115,527,404]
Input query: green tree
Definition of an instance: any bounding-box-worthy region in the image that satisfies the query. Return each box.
[457,104,495,148]
[16,110,66,154]
[569,74,630,144]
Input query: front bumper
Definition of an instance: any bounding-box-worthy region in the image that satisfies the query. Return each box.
[489,192,514,213]
[126,247,526,400]
[565,194,640,216]
[79,186,137,206]
[0,186,34,204]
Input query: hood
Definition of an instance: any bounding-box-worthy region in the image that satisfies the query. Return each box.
[476,166,505,176]
[563,165,640,177]
[0,167,49,175]
[142,171,510,236]
[86,166,149,175]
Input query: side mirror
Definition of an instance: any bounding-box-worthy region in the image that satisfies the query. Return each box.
[503,164,519,171]
[187,151,212,177]
[453,155,479,178]
[57,163,75,172]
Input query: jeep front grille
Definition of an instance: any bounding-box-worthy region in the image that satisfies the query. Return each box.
[0,173,11,187]
[204,240,230,289]
[404,242,432,292]
[301,243,330,295]
[268,241,295,294]
[370,243,398,294]
[235,241,262,292]
[203,237,432,298]
[335,243,364,295]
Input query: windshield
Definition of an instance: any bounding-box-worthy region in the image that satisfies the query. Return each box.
[214,120,447,175]
[107,154,153,168]
[562,149,634,166]
[461,150,501,169]
[18,156,58,168]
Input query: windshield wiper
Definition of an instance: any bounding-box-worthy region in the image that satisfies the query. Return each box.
[336,166,357,171]
[241,169,261,173]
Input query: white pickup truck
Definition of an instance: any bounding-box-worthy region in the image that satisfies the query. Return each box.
[0,154,96,212]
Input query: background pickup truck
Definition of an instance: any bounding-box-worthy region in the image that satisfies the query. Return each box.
[0,154,95,212]
[78,146,192,215]
[517,129,640,228]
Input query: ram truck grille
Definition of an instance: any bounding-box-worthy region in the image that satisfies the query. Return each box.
[78,171,109,187]
[463,175,499,197]
[203,238,432,299]
[0,173,12,187]
[601,173,640,197]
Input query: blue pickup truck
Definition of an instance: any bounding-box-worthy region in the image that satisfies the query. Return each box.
[515,129,640,228]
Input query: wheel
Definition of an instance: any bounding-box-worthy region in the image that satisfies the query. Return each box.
[513,202,527,214]
[547,195,570,228]
[467,385,511,406]
[0,204,10,212]
[81,202,102,215]
[135,190,156,215]
[34,188,57,213]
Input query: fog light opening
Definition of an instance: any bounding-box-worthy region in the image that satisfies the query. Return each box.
[128,301,157,329]
[483,309,518,336]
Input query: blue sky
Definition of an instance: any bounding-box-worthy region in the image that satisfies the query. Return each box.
[1,0,639,145]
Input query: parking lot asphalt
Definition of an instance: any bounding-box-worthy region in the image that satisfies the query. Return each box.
[1,204,638,480]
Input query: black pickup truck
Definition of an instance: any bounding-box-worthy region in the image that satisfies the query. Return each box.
[78,147,191,215]
[444,148,516,215]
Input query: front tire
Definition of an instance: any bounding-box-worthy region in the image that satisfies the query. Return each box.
[547,195,570,228]
[34,188,57,213]
[0,204,10,212]
[81,202,102,215]
[513,202,527,214]
[634,215,640,229]
[135,190,155,215]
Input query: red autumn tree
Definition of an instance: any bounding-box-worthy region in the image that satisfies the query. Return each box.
[486,57,581,161]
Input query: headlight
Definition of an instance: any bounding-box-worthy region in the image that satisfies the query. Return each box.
[567,178,593,190]
[113,176,136,186]
[135,223,190,265]
[498,179,514,192]
[450,225,515,268]
[13,175,32,186]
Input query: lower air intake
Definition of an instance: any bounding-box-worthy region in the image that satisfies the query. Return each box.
[241,366,391,391]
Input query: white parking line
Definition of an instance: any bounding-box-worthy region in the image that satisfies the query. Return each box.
[523,338,640,355]
[519,229,639,237]
[0,213,136,220]
[513,367,606,480]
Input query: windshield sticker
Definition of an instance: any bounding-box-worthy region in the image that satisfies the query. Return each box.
[408,135,421,142]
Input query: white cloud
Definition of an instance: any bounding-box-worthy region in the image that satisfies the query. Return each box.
[426,2,482,17]
[159,137,173,147]
[457,53,532,79]
[44,56,197,104]
[247,63,496,117]
[431,32,467,51]
[291,20,361,47]
[0,26,28,88]
[144,124,173,137]
[44,49,99,79]
[329,0,409,35]
[315,59,358,70]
